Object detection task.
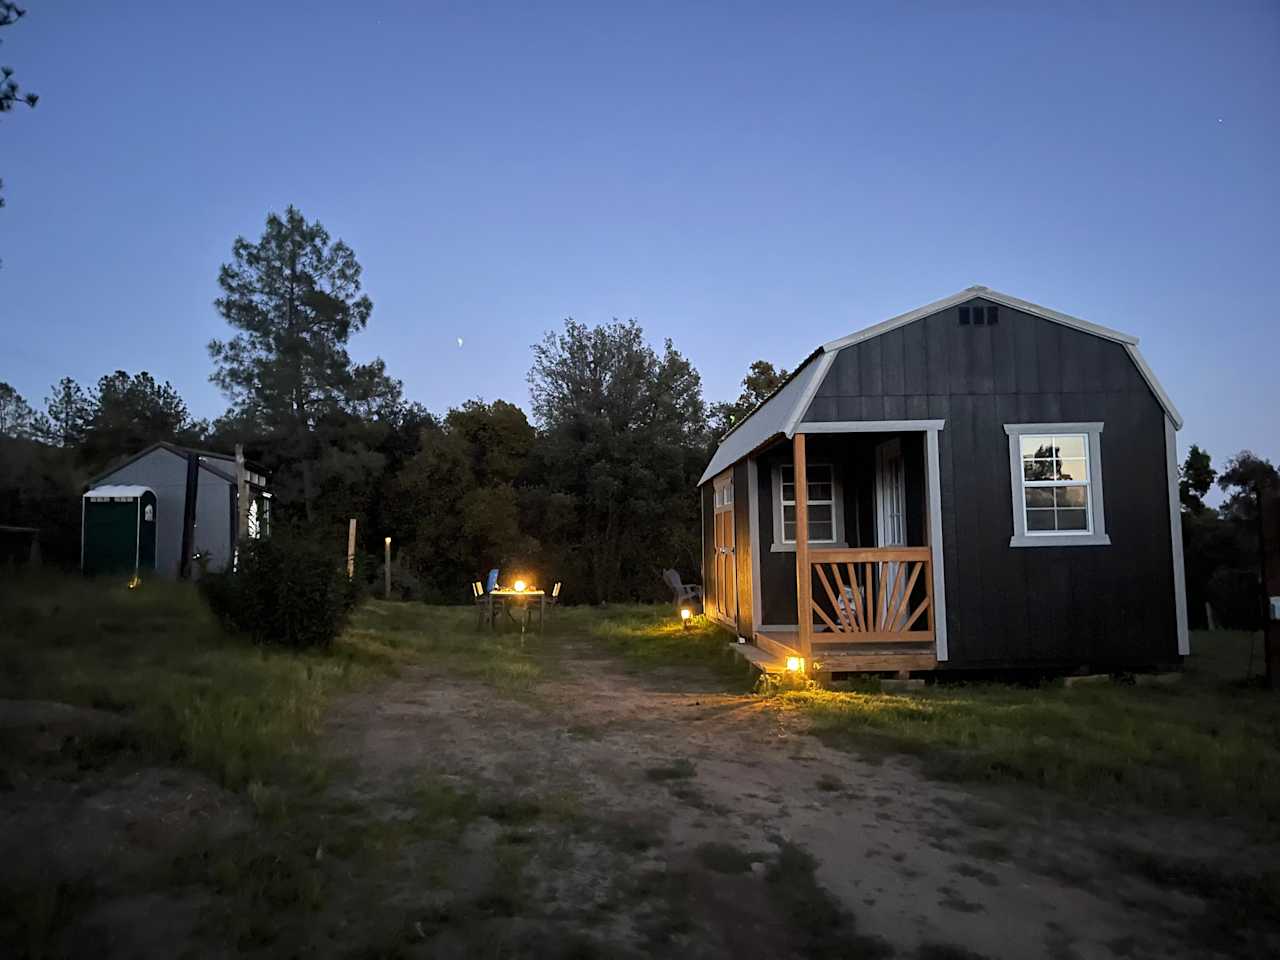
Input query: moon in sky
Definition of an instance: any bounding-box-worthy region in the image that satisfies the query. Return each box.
[457,337,464,348]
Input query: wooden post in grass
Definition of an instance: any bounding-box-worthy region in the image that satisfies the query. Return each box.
[384,536,392,600]
[235,444,249,541]
[794,432,812,662]
[346,518,357,579]
[1262,489,1280,690]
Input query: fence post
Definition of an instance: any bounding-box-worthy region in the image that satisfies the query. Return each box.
[235,444,249,541]
[1262,489,1279,690]
[347,518,357,579]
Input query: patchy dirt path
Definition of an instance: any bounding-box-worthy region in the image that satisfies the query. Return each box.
[320,640,1262,960]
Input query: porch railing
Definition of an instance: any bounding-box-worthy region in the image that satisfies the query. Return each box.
[808,547,934,644]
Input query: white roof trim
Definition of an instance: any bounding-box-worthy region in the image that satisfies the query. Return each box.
[1125,343,1183,430]
[84,485,154,499]
[698,353,828,486]
[781,350,836,438]
[822,286,1139,352]
[700,286,1182,483]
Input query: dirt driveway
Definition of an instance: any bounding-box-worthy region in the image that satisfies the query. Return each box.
[319,638,1264,960]
[4,630,1271,958]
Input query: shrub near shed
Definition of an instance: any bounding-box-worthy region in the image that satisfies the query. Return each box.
[200,535,360,649]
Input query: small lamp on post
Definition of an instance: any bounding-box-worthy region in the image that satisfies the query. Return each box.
[384,536,392,600]
[680,607,693,629]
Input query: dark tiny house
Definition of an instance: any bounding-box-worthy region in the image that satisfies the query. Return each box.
[700,286,1187,676]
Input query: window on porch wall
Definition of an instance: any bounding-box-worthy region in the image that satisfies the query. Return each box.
[777,463,840,544]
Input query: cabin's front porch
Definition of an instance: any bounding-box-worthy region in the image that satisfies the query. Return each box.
[750,423,947,676]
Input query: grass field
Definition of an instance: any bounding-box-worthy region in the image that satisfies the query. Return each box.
[2,576,1278,957]
[770,630,1280,825]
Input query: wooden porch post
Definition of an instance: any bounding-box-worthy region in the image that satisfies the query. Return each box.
[794,432,812,660]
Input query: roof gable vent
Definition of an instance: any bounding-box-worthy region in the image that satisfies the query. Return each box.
[959,303,998,326]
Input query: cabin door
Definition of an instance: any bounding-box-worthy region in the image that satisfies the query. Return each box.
[712,473,737,625]
[874,439,907,624]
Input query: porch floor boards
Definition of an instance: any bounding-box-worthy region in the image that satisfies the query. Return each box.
[755,630,939,674]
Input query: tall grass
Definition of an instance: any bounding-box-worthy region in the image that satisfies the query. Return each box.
[0,574,410,789]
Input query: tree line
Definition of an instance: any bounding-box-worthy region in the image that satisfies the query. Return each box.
[2,205,1273,616]
[0,207,787,603]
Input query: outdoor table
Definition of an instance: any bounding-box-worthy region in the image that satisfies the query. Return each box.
[486,588,546,634]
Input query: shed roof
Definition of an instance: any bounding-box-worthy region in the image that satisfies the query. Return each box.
[698,286,1182,486]
[84,485,155,499]
[89,441,268,487]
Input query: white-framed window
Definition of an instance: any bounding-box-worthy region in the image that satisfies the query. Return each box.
[771,462,844,550]
[1004,423,1110,548]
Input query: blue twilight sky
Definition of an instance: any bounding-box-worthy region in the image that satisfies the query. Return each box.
[1,1,1277,470]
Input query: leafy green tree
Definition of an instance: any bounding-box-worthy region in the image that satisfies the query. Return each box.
[389,399,537,599]
[1217,450,1278,526]
[209,206,388,521]
[529,319,707,602]
[39,376,92,447]
[0,2,38,216]
[0,381,35,437]
[708,359,789,438]
[80,370,197,467]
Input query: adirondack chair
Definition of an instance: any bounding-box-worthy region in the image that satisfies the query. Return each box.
[471,580,488,627]
[662,569,702,613]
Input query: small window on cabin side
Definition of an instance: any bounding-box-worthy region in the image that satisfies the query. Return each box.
[958,306,971,325]
[776,463,840,544]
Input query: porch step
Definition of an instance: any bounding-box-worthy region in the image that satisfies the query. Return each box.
[727,641,785,675]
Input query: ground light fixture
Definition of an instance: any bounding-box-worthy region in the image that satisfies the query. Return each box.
[680,607,693,628]
[786,656,805,673]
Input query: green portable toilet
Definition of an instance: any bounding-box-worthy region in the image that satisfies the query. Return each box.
[82,485,158,577]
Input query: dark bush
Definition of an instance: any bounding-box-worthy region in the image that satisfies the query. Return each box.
[199,535,361,649]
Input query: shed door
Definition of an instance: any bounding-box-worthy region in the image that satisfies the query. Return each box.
[712,473,737,624]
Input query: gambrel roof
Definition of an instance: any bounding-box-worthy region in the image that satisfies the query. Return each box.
[699,286,1182,485]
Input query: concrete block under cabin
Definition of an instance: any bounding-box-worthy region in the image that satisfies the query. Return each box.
[82,442,270,578]
[697,286,1189,679]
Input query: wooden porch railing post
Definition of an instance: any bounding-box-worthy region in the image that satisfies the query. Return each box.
[794,432,812,661]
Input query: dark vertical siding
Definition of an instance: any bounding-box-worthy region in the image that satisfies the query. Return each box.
[803,300,1177,667]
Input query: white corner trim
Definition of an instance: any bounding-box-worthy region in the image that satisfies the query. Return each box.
[747,457,763,634]
[1004,423,1110,548]
[925,429,948,661]
[782,349,837,438]
[1166,417,1190,655]
[797,419,946,434]
[1126,344,1184,431]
